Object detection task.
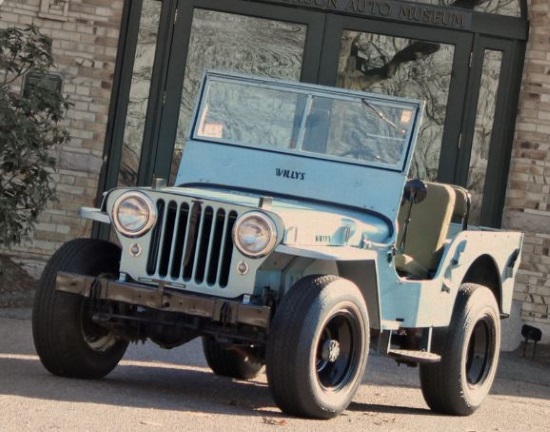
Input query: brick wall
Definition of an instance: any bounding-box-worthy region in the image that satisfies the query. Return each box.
[502,0,550,341]
[0,0,123,270]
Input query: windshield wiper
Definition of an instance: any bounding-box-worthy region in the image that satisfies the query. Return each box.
[361,98,398,131]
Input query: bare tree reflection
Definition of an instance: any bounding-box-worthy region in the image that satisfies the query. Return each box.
[428,0,519,16]
[338,32,452,180]
[118,0,162,187]
[336,0,505,223]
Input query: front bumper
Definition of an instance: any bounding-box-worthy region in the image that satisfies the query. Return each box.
[55,272,271,329]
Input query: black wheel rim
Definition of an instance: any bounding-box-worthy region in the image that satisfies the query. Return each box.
[315,308,362,391]
[466,316,494,386]
[80,300,117,352]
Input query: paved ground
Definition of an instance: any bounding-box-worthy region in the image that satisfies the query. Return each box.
[1,308,549,432]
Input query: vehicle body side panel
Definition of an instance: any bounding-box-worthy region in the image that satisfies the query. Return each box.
[378,230,523,328]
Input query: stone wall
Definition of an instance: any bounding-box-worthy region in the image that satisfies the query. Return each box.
[0,0,123,270]
[502,0,550,343]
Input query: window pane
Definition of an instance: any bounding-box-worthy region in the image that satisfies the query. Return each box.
[196,81,305,149]
[338,31,454,180]
[172,9,307,183]
[321,98,412,168]
[117,0,162,187]
[467,50,502,225]
[195,80,417,171]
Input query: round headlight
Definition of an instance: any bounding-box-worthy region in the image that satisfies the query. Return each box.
[233,211,277,258]
[112,192,156,237]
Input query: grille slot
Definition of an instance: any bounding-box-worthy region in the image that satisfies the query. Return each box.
[147,199,237,288]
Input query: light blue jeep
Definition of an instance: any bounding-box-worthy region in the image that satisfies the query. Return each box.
[32,71,523,419]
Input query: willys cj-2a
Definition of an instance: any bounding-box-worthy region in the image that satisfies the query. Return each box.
[33,71,523,419]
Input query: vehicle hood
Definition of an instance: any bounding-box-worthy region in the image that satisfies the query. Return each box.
[165,186,393,246]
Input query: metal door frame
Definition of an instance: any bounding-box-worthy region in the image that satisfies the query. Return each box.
[455,36,526,226]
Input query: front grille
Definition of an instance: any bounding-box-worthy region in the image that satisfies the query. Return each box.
[146,199,238,288]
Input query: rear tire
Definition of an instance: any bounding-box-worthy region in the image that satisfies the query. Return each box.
[420,283,501,415]
[202,336,263,380]
[32,238,129,379]
[266,275,369,419]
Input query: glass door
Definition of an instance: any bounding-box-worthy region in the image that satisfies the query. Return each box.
[318,15,473,184]
[146,0,325,184]
[455,36,524,226]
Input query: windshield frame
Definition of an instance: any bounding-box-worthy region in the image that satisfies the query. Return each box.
[190,72,423,173]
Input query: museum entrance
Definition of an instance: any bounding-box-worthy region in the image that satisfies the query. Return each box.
[97,0,528,237]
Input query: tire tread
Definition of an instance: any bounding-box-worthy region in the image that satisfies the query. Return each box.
[202,336,263,380]
[420,283,500,415]
[32,238,128,379]
[266,275,368,419]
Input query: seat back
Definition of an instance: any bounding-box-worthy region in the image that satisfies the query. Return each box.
[451,185,471,229]
[396,182,456,275]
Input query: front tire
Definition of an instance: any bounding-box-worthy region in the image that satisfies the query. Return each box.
[420,283,501,415]
[32,238,129,379]
[266,275,369,419]
[202,336,264,380]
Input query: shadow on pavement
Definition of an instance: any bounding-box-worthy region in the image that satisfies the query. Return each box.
[349,401,431,416]
[1,310,549,420]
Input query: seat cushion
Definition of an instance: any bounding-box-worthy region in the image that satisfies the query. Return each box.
[394,253,429,279]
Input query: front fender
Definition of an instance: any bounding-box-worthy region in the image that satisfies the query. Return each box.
[275,244,383,330]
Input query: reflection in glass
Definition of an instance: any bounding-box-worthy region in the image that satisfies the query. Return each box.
[338,31,454,180]
[195,78,418,171]
[197,81,304,149]
[410,0,520,17]
[117,0,162,187]
[467,50,502,225]
[320,98,413,168]
[173,9,306,183]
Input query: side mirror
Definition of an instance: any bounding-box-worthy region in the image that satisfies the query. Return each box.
[403,179,427,204]
[398,179,427,254]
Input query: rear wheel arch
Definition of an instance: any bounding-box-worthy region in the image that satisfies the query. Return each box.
[461,254,502,312]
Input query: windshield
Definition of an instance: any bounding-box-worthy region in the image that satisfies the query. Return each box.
[193,76,418,171]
